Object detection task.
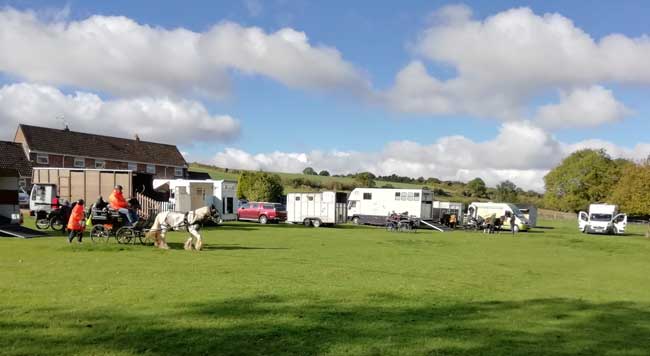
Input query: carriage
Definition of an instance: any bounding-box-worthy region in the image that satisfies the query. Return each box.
[88,207,158,245]
[385,211,419,233]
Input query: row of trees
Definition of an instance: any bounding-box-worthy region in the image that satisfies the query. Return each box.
[544,149,650,216]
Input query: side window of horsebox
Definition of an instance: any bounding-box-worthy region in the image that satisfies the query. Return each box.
[363,193,372,200]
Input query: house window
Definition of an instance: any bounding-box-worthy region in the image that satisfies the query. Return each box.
[146,164,156,174]
[363,193,372,200]
[395,192,400,200]
[128,162,138,171]
[295,196,301,201]
[95,160,106,169]
[36,153,49,164]
[174,167,183,177]
[74,157,85,168]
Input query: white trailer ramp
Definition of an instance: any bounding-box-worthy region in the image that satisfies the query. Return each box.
[420,220,451,232]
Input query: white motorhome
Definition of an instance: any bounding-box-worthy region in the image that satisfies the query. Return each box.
[286,191,348,227]
[153,179,239,220]
[578,204,627,235]
[467,202,530,232]
[347,188,433,225]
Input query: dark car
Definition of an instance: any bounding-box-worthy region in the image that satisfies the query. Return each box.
[237,202,287,224]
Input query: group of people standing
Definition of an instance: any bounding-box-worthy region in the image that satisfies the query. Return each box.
[65,185,137,243]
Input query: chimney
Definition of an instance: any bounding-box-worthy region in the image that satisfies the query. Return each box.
[63,125,70,132]
[134,134,140,142]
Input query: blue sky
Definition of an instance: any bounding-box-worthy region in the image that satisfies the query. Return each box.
[1,1,649,189]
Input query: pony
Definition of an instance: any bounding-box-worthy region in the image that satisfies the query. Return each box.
[146,205,219,250]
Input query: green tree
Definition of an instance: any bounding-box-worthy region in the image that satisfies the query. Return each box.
[543,149,627,212]
[318,170,330,176]
[302,167,317,175]
[237,171,284,202]
[495,180,518,202]
[610,161,650,216]
[354,172,376,188]
[467,177,487,197]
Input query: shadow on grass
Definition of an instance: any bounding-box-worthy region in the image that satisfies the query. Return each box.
[2,296,649,356]
[163,242,288,251]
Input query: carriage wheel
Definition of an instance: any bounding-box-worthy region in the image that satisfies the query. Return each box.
[116,227,136,244]
[90,225,110,243]
[35,218,51,230]
[50,217,65,231]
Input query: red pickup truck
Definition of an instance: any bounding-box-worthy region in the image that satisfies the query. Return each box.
[237,202,287,224]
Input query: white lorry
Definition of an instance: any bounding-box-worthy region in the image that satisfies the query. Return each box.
[467,202,530,232]
[578,204,627,235]
[347,188,434,225]
[153,179,239,221]
[286,191,348,227]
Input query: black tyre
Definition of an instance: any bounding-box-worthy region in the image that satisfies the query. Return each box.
[116,227,137,244]
[35,219,50,230]
[303,219,312,227]
[50,217,65,231]
[352,216,360,225]
[90,225,109,243]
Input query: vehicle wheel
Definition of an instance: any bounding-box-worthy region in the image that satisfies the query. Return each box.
[303,219,312,227]
[513,225,520,233]
[116,227,136,244]
[90,225,109,243]
[35,218,50,230]
[352,216,360,225]
[259,215,268,225]
[50,217,65,231]
[312,219,321,228]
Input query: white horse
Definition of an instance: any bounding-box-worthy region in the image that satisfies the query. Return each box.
[146,205,219,250]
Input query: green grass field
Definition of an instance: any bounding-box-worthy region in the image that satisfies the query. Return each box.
[2,219,650,355]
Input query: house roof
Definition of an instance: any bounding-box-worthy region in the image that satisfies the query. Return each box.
[0,141,33,177]
[18,124,186,167]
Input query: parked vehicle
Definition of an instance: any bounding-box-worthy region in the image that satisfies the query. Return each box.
[515,204,538,227]
[153,179,238,221]
[286,191,347,227]
[237,202,287,224]
[30,168,140,216]
[18,187,29,207]
[578,204,627,235]
[0,168,23,225]
[466,202,530,232]
[347,188,434,226]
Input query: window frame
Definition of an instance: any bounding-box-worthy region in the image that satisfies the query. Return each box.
[73,157,85,168]
[95,160,106,169]
[146,164,156,174]
[127,162,138,171]
[363,192,372,200]
[36,153,49,164]
[174,167,184,177]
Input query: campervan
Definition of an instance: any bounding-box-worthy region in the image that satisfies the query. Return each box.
[467,202,530,232]
[578,204,627,235]
[347,188,433,225]
[286,191,348,227]
[153,179,239,220]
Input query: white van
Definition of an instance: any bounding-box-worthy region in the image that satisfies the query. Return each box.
[578,204,627,235]
[467,202,530,232]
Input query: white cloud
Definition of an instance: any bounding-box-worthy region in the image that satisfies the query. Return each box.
[0,83,240,145]
[535,86,631,128]
[0,8,368,98]
[210,121,650,192]
[385,5,650,127]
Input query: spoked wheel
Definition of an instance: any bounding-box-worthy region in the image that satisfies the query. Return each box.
[50,217,65,232]
[35,218,51,230]
[116,227,140,245]
[90,225,110,243]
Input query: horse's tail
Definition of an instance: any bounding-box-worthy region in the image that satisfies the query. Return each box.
[146,212,164,242]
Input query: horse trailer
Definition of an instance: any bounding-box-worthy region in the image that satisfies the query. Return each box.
[347,188,434,225]
[466,202,530,232]
[153,179,239,220]
[286,191,348,227]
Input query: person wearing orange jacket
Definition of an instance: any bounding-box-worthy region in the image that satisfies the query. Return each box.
[109,185,137,226]
[67,199,85,243]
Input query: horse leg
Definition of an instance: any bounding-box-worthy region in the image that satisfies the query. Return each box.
[184,228,194,250]
[190,227,203,251]
[160,228,170,250]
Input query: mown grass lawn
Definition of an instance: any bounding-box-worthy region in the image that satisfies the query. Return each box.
[1,219,650,355]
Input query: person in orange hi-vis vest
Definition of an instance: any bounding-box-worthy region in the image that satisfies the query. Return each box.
[109,185,137,226]
[67,199,85,243]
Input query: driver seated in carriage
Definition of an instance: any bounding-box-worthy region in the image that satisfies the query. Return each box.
[109,185,139,226]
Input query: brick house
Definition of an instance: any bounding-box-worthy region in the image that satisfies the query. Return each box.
[13,124,188,181]
[0,140,33,188]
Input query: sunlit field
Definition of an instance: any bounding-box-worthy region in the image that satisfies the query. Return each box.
[1,219,649,355]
